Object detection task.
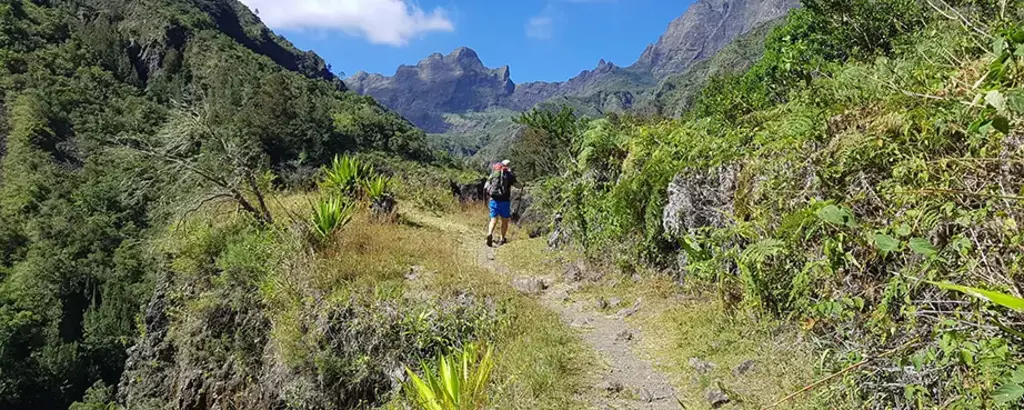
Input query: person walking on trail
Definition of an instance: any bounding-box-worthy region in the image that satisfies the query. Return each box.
[485,159,518,247]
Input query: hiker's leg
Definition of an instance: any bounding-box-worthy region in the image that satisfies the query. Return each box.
[488,217,497,236]
[498,201,512,241]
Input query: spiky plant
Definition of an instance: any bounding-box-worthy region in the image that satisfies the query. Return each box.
[320,155,371,197]
[364,176,397,220]
[310,196,354,240]
[404,343,495,410]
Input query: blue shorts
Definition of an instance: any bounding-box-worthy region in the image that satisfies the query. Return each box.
[489,200,511,218]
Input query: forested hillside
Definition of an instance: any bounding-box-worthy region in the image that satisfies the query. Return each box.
[0,0,433,407]
[8,0,1024,408]
[516,0,1024,406]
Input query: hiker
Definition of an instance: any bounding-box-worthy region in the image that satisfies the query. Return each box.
[485,160,518,247]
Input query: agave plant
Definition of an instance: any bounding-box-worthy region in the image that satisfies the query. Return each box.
[364,175,393,200]
[365,176,397,220]
[320,155,371,197]
[310,196,354,239]
[404,343,495,410]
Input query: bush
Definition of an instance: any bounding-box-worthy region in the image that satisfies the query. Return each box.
[320,155,373,198]
[404,343,495,410]
[310,196,355,240]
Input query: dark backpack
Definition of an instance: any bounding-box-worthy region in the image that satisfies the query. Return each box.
[487,169,510,199]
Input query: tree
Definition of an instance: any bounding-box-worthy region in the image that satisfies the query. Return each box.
[509,105,589,181]
[116,100,275,225]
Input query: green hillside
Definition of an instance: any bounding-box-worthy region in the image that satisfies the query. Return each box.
[0,0,432,407]
[512,0,1024,406]
[640,19,784,117]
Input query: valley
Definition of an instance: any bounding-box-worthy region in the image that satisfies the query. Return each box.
[1,0,1023,408]
[346,0,798,158]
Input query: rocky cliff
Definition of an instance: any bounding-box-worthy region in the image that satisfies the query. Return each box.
[631,0,799,79]
[347,47,516,132]
[346,0,800,151]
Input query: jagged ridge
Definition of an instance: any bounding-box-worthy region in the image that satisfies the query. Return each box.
[345,0,800,139]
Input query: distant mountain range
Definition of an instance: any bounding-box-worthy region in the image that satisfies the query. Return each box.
[346,0,800,155]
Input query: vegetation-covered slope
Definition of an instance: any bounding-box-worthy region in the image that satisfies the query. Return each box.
[517,0,1024,406]
[0,0,433,407]
[639,19,784,118]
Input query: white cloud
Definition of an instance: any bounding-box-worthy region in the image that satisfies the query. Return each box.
[240,0,454,46]
[525,16,553,40]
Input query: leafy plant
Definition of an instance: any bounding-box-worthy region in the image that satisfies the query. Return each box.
[364,175,394,201]
[816,204,857,228]
[321,155,372,197]
[404,343,495,410]
[310,196,355,239]
[365,175,398,221]
[925,280,1024,312]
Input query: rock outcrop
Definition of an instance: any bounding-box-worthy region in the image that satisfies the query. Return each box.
[662,164,740,238]
[631,0,800,79]
[346,47,516,133]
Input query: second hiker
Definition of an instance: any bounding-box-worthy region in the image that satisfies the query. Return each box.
[485,159,518,247]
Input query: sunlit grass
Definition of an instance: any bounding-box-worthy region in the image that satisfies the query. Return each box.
[261,194,592,409]
[496,235,828,409]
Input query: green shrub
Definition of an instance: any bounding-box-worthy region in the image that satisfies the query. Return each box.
[365,176,398,221]
[320,155,373,197]
[404,343,495,410]
[310,196,355,240]
[364,175,395,202]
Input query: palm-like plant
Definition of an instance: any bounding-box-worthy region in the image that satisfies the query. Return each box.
[404,343,495,410]
[320,155,371,197]
[364,175,393,200]
[364,176,397,220]
[310,196,354,239]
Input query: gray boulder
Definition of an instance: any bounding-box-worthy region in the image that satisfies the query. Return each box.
[662,163,740,238]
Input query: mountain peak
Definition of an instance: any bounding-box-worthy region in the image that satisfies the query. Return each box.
[345,46,516,133]
[446,47,483,68]
[631,0,799,78]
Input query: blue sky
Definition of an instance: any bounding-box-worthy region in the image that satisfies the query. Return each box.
[239,0,695,83]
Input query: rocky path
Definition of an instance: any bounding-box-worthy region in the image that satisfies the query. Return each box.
[477,245,682,410]
[405,209,682,409]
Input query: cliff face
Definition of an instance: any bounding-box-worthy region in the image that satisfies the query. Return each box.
[347,47,516,132]
[630,0,800,78]
[346,0,800,151]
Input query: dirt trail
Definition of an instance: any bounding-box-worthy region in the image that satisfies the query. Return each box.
[478,244,681,410]
[405,209,682,409]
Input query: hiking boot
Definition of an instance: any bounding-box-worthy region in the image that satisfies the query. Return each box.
[499,237,508,245]
[486,235,493,247]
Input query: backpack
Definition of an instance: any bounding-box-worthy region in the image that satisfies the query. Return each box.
[487,169,510,199]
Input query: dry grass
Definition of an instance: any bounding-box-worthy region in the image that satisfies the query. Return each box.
[496,231,572,277]
[498,236,831,410]
[262,195,592,409]
[401,204,593,409]
[642,300,827,409]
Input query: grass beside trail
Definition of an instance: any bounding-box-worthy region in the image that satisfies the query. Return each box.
[394,205,593,409]
[498,235,831,410]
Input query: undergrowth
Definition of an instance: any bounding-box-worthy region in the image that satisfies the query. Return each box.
[115,193,589,409]
[521,1,1024,407]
